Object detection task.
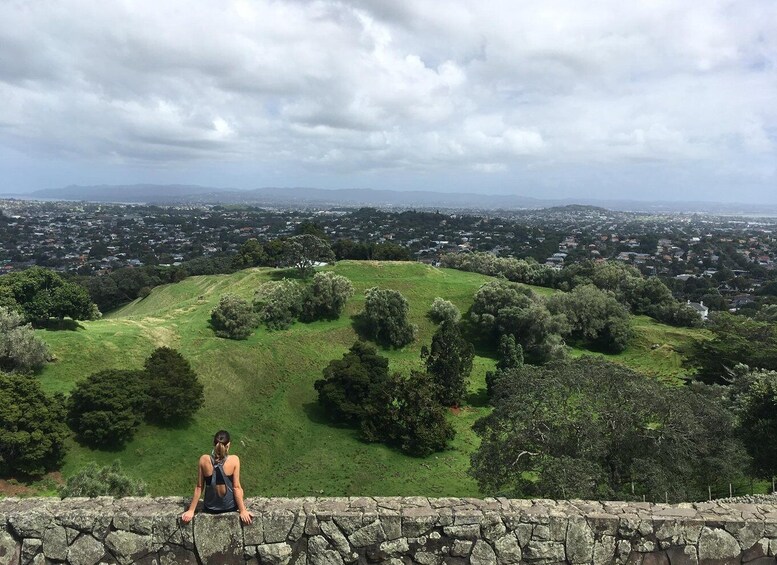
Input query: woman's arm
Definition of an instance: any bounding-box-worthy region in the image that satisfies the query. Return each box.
[181,456,206,523]
[231,456,253,524]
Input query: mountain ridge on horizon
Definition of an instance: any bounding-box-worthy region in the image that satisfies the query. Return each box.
[4,183,777,215]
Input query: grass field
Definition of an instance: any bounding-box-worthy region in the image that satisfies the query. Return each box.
[33,261,708,496]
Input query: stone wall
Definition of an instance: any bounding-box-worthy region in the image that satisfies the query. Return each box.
[2,497,777,565]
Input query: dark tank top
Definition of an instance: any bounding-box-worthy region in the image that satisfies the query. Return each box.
[203,455,237,513]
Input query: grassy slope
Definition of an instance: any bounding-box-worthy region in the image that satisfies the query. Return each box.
[36,261,707,496]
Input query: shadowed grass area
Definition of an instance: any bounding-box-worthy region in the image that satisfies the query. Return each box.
[35,261,706,496]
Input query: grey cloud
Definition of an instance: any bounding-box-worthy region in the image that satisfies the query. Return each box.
[0,0,775,200]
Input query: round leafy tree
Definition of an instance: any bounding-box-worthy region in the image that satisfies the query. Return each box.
[67,369,147,448]
[211,294,256,339]
[254,279,305,330]
[0,372,68,476]
[362,287,417,348]
[428,297,461,325]
[314,340,392,440]
[301,271,354,321]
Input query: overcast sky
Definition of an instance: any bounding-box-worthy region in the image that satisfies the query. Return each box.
[1,0,776,202]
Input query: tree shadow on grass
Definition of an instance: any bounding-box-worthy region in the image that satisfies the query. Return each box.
[302,401,353,430]
[349,312,371,342]
[466,386,490,408]
[268,268,308,281]
[40,319,84,331]
[459,314,497,359]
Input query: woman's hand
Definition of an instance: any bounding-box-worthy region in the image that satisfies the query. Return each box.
[181,509,195,523]
[239,509,253,524]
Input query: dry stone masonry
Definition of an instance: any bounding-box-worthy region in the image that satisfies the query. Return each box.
[2,497,777,565]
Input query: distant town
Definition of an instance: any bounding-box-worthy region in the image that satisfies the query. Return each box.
[1,198,775,314]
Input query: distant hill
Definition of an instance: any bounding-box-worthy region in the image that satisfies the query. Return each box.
[22,184,777,215]
[29,184,546,209]
[30,183,230,203]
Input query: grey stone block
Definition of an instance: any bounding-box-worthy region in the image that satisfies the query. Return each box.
[21,538,42,564]
[698,527,741,565]
[523,540,566,563]
[349,520,386,548]
[494,533,522,564]
[0,530,20,565]
[566,517,595,564]
[42,524,68,562]
[193,513,243,564]
[264,511,297,543]
[319,520,351,556]
[450,540,473,558]
[256,542,293,565]
[105,530,155,564]
[443,525,480,540]
[470,540,497,565]
[68,534,106,565]
[308,535,345,565]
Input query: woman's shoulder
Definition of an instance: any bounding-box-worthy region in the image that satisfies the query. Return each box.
[198,454,212,464]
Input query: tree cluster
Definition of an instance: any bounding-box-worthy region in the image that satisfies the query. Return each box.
[212,272,355,338]
[68,347,204,448]
[441,252,557,287]
[444,252,701,329]
[471,357,748,501]
[315,340,456,457]
[558,260,701,328]
[689,313,777,383]
[0,267,98,325]
[471,280,630,360]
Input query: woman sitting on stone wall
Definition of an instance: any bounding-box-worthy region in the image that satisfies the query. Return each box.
[181,430,253,524]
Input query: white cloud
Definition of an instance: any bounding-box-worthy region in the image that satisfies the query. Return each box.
[0,0,775,199]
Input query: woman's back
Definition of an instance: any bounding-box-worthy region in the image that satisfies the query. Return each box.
[201,454,238,512]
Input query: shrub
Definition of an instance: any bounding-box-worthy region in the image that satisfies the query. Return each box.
[143,347,204,426]
[362,287,417,348]
[254,279,305,330]
[67,369,147,448]
[0,307,49,373]
[60,461,147,498]
[301,272,354,321]
[0,372,68,476]
[428,297,461,325]
[211,294,256,339]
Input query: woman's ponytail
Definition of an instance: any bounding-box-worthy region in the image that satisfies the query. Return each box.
[213,430,231,462]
